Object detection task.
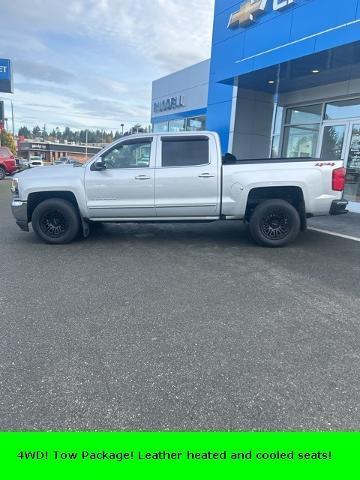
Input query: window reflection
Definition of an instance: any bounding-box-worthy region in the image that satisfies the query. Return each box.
[325,99,360,120]
[283,125,319,158]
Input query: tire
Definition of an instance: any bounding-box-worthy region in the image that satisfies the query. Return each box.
[249,199,301,247]
[32,198,80,244]
[0,167,6,180]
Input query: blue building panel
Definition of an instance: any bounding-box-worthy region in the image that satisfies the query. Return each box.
[207,0,360,152]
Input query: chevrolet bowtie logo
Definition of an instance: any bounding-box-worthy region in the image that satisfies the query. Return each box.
[228,0,294,29]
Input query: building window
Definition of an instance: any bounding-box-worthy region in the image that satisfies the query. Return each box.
[270,106,284,158]
[153,115,206,134]
[283,125,319,158]
[280,104,322,158]
[186,116,206,131]
[168,119,186,132]
[271,135,281,158]
[320,125,347,160]
[153,122,169,133]
[325,98,360,120]
[285,104,322,124]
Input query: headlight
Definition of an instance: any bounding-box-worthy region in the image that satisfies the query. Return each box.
[11,178,19,195]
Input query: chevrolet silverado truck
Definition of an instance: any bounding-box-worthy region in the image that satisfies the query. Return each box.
[10,132,348,247]
[0,146,17,180]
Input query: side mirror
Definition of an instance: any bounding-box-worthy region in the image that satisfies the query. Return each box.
[91,157,106,171]
[222,153,237,164]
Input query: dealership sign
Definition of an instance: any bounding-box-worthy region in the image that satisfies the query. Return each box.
[0,59,13,93]
[153,95,185,114]
[228,0,294,28]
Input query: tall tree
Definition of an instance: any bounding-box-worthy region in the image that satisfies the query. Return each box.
[32,125,41,137]
[18,126,32,138]
[42,124,48,140]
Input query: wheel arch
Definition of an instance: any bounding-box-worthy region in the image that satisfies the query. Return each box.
[27,191,80,222]
[245,186,306,231]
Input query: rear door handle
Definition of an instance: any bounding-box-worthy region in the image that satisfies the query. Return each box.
[135,175,151,180]
[198,173,215,178]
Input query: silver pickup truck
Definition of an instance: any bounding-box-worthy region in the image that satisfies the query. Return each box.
[11,131,347,247]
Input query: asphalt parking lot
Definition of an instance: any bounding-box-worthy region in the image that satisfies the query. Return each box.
[1,179,360,431]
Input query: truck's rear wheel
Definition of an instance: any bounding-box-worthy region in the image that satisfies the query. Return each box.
[249,199,300,247]
[32,198,80,244]
[0,167,6,180]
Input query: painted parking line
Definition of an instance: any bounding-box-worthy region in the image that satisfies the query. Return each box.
[308,227,360,243]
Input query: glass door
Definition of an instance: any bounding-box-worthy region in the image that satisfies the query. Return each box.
[318,122,348,160]
[344,122,360,212]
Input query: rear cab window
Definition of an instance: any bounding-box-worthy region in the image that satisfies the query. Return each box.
[160,136,209,167]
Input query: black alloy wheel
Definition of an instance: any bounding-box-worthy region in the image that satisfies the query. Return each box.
[249,199,301,247]
[32,198,80,244]
[260,209,291,241]
[39,209,68,238]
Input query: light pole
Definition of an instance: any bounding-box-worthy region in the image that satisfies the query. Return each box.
[85,130,88,160]
[11,101,14,136]
[121,123,124,136]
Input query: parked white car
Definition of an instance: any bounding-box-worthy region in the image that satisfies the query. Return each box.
[11,132,348,247]
[29,156,44,168]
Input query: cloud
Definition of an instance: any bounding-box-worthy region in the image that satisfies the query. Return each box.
[15,60,76,84]
[1,0,214,73]
[0,0,215,131]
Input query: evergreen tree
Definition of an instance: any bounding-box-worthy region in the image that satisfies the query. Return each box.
[49,129,57,140]
[42,124,48,140]
[32,125,41,137]
[18,126,32,138]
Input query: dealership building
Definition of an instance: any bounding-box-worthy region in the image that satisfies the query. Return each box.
[152,0,360,211]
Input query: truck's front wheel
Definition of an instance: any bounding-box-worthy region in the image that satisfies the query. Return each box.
[249,199,300,247]
[0,167,6,180]
[32,198,80,244]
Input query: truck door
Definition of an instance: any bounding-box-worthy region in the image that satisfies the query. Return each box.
[85,137,156,219]
[155,135,220,217]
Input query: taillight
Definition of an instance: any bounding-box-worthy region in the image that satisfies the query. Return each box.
[332,167,346,192]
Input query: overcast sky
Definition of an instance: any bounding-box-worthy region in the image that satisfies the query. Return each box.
[0,0,214,133]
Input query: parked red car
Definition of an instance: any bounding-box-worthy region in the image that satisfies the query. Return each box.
[0,146,17,180]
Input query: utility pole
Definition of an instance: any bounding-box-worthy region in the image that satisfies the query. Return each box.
[85,130,88,160]
[11,101,14,136]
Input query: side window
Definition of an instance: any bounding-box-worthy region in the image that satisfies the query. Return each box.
[102,139,152,169]
[161,137,209,167]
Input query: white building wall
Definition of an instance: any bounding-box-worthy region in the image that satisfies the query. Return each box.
[151,60,210,120]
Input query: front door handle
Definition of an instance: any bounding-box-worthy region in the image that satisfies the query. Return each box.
[135,175,151,180]
[198,173,215,178]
